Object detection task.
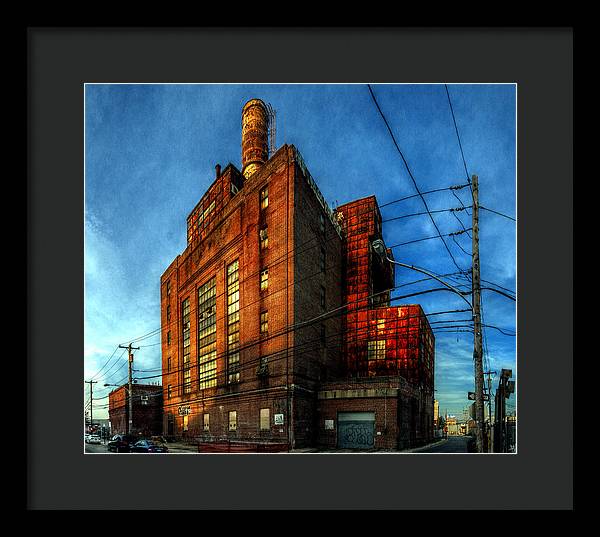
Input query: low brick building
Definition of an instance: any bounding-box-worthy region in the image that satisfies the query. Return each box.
[316,377,432,450]
[108,384,163,437]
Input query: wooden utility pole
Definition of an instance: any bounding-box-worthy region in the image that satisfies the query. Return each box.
[85,380,97,427]
[471,174,485,453]
[119,343,139,435]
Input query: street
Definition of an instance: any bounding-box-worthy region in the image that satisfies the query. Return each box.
[84,442,109,454]
[84,437,472,454]
[416,436,470,453]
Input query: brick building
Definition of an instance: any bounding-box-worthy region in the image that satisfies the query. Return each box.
[160,98,434,450]
[314,196,435,449]
[108,383,163,437]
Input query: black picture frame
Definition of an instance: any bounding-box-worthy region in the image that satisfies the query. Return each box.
[27,27,573,510]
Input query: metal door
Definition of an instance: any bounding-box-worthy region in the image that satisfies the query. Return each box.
[337,412,375,449]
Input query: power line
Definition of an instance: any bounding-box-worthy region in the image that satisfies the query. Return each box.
[382,206,472,224]
[88,345,122,381]
[379,184,469,208]
[95,315,468,413]
[368,84,469,275]
[453,273,515,298]
[480,206,516,222]
[444,84,472,191]
[116,188,476,348]
[117,237,468,354]
[110,294,470,390]
[92,321,470,411]
[387,229,469,249]
[89,263,472,397]
[480,279,515,297]
[92,349,128,385]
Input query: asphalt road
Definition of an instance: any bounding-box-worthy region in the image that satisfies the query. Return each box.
[84,442,110,454]
[416,435,471,453]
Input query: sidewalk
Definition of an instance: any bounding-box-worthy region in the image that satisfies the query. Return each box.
[165,441,200,453]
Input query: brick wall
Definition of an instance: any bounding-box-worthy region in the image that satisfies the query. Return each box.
[159,145,342,447]
[108,384,163,437]
[315,377,431,450]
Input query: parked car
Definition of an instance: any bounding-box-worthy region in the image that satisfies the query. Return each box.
[88,434,102,444]
[107,434,137,453]
[84,434,91,443]
[130,439,169,453]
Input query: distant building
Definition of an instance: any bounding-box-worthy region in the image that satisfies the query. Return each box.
[445,416,460,436]
[108,384,163,437]
[434,400,440,427]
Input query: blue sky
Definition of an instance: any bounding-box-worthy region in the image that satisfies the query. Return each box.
[84,83,516,420]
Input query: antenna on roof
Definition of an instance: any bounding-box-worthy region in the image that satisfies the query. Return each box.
[266,103,277,156]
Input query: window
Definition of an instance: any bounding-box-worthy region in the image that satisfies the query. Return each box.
[167,331,171,345]
[203,413,210,431]
[260,268,269,291]
[320,324,326,347]
[260,186,269,210]
[167,357,171,372]
[367,340,386,361]
[260,311,269,334]
[260,408,270,431]
[320,286,326,309]
[183,415,189,432]
[166,280,171,296]
[167,384,172,399]
[198,277,217,389]
[227,260,240,384]
[182,298,191,393]
[197,200,216,229]
[166,304,171,321]
[319,213,325,235]
[259,227,268,249]
[183,368,191,394]
[229,411,237,431]
[320,247,326,272]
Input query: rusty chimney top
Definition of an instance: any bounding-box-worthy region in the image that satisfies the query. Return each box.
[241,98,269,179]
[215,163,221,178]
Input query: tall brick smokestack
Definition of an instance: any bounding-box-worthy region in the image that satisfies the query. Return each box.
[241,98,269,179]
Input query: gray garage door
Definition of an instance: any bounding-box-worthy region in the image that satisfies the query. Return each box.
[337,412,375,449]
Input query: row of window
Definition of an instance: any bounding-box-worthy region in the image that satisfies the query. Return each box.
[180,408,272,432]
[260,186,269,250]
[366,338,433,368]
[227,260,241,384]
[198,277,217,390]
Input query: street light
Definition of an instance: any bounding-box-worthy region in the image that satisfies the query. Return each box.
[372,237,486,452]
[371,239,472,308]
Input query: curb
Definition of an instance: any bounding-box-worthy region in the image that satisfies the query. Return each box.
[402,438,448,453]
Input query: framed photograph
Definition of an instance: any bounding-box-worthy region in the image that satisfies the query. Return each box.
[28,27,572,510]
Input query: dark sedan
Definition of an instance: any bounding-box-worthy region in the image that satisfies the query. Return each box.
[130,439,169,453]
[107,434,138,453]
